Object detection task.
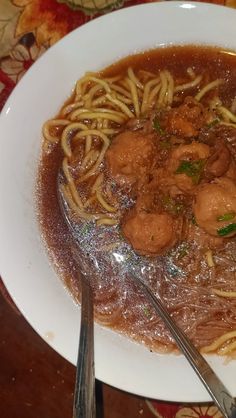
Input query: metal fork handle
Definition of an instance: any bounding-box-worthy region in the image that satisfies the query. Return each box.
[73,274,96,418]
[137,278,236,418]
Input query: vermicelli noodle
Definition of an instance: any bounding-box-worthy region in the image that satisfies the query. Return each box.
[38,45,236,356]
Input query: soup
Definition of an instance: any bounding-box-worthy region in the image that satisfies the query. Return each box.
[37,45,236,355]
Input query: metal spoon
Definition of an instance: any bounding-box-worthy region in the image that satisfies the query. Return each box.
[57,175,96,418]
[57,173,236,418]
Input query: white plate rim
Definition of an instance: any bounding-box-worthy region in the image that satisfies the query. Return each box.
[0,1,236,402]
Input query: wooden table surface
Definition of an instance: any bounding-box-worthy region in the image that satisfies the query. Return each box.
[0,290,155,418]
[1,1,235,417]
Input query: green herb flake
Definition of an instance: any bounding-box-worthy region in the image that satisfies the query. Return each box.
[175,159,205,184]
[191,215,197,225]
[217,212,236,222]
[177,243,189,259]
[162,195,183,215]
[80,223,91,235]
[159,140,171,150]
[153,117,165,135]
[207,118,220,129]
[217,223,236,237]
[143,306,151,317]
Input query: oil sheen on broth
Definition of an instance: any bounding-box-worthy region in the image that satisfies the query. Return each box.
[37,46,236,355]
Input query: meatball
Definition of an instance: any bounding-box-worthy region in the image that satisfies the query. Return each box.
[165,97,210,138]
[161,141,210,194]
[193,177,236,237]
[105,131,157,188]
[122,211,177,256]
[205,140,231,178]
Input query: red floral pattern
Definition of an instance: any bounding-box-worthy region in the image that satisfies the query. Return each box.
[146,401,223,418]
[0,1,235,416]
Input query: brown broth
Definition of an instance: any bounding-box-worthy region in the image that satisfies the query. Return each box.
[37,45,236,353]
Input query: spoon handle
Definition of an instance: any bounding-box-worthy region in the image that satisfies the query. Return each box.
[136,277,236,418]
[73,274,96,418]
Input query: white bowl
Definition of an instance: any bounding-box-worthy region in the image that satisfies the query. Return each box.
[0,1,236,402]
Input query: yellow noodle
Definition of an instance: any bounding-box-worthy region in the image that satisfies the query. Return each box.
[217,106,236,123]
[174,75,202,93]
[100,128,119,135]
[83,194,97,208]
[158,71,168,107]
[112,94,132,105]
[81,149,99,170]
[43,119,70,143]
[106,93,134,118]
[85,134,92,154]
[97,218,118,226]
[95,107,127,116]
[61,101,84,116]
[69,108,91,120]
[127,67,144,90]
[220,122,236,129]
[141,78,160,114]
[91,95,107,107]
[148,84,162,108]
[139,69,156,79]
[91,173,104,194]
[61,122,88,158]
[111,84,132,99]
[97,118,103,130]
[104,75,121,83]
[62,157,83,209]
[75,75,111,98]
[213,289,236,298]
[195,79,223,101]
[165,71,174,105]
[85,84,103,108]
[96,190,117,213]
[102,119,108,129]
[61,184,104,221]
[231,96,236,114]
[205,250,215,267]
[75,130,110,182]
[126,77,140,117]
[219,340,236,355]
[71,111,126,124]
[201,330,236,353]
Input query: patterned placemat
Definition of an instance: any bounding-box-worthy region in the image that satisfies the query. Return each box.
[146,400,223,418]
[0,1,235,416]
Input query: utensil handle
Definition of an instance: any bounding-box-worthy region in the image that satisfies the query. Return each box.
[73,275,96,418]
[137,278,236,418]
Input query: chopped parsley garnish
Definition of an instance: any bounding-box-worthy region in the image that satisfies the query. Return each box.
[191,215,197,225]
[143,306,151,317]
[159,140,171,150]
[175,159,205,184]
[177,243,189,259]
[207,118,220,129]
[153,117,165,135]
[162,195,183,215]
[80,223,91,235]
[217,223,236,237]
[217,212,236,222]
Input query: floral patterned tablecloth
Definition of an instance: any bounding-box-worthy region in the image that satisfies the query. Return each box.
[0,1,236,417]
